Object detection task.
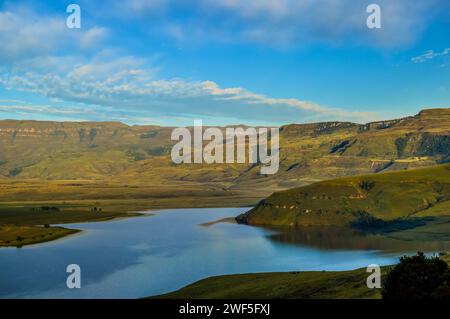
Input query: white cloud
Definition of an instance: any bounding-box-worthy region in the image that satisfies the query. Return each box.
[0,2,382,125]
[0,104,85,116]
[80,27,109,48]
[0,10,63,61]
[113,0,446,48]
[0,55,377,125]
[0,102,98,122]
[0,8,108,62]
[411,48,450,63]
[118,0,167,13]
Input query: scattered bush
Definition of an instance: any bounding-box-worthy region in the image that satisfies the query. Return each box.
[40,206,60,212]
[126,150,146,161]
[147,146,170,156]
[359,180,375,191]
[9,167,22,177]
[140,131,158,139]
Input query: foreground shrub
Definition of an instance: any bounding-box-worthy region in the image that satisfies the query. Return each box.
[382,252,450,299]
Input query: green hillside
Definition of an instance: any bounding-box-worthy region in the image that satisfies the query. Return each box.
[237,164,450,227]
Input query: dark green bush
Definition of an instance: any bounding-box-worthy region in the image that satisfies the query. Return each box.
[383,252,450,299]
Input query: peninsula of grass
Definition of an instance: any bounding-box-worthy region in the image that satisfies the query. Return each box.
[0,225,79,248]
[0,204,143,247]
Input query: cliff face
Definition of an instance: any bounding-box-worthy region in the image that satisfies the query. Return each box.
[0,121,127,136]
[0,109,448,184]
[0,120,174,179]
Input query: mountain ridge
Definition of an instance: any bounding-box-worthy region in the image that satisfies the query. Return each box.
[0,108,448,203]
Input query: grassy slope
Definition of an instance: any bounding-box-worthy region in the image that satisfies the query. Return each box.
[155,268,387,299]
[238,164,450,227]
[157,256,450,299]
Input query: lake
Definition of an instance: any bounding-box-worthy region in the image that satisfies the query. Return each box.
[0,207,444,298]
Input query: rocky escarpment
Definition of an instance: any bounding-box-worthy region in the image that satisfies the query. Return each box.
[0,108,448,181]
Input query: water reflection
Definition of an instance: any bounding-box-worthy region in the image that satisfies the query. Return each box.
[265,225,450,252]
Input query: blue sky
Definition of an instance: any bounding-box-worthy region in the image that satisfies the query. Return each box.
[0,0,449,126]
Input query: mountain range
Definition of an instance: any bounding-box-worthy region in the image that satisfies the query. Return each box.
[0,108,448,205]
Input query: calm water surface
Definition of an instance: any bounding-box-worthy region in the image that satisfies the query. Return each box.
[0,208,443,298]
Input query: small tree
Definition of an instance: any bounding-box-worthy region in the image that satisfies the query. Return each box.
[382,252,450,299]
